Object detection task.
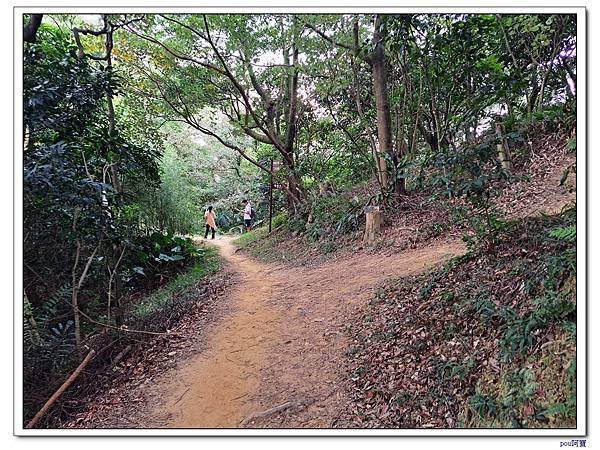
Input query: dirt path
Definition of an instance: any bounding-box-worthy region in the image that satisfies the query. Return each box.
[139,236,466,429]
[149,238,280,428]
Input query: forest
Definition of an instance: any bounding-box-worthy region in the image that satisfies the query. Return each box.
[21,12,577,430]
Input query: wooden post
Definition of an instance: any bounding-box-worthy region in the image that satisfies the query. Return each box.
[268,159,273,233]
[496,123,513,171]
[363,206,383,245]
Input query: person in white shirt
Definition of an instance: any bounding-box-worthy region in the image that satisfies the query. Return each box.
[243,199,253,232]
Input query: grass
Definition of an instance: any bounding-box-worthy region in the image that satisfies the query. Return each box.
[233,212,289,251]
[232,215,346,266]
[234,227,326,265]
[231,216,315,264]
[232,226,269,249]
[131,246,221,318]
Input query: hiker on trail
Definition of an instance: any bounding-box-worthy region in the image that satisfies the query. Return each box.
[204,205,217,239]
[243,199,253,232]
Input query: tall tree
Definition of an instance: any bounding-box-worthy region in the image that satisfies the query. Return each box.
[305,14,405,196]
[123,14,306,210]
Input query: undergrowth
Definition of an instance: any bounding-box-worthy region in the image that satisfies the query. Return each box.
[232,212,342,265]
[26,244,222,427]
[132,246,221,318]
[232,226,270,250]
[346,206,577,429]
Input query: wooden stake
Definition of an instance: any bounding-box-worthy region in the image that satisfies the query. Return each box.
[363,206,383,245]
[25,349,96,429]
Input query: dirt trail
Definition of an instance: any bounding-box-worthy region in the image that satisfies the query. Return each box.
[151,238,281,428]
[144,236,466,428]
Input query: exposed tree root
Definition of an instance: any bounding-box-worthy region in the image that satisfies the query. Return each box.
[239,399,312,427]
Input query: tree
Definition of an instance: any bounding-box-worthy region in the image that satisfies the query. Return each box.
[304,14,403,196]
[123,14,307,211]
[23,14,44,43]
[495,14,576,116]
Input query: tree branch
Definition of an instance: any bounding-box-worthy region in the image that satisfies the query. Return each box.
[137,64,272,174]
[304,22,354,53]
[200,15,285,152]
[124,24,227,76]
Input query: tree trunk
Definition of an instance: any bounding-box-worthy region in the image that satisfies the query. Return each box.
[103,19,126,323]
[370,15,395,193]
[350,47,384,191]
[104,18,122,195]
[23,14,43,43]
[527,81,540,118]
[282,16,304,211]
[563,59,576,93]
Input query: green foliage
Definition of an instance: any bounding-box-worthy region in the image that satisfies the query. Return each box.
[132,246,220,318]
[22,19,201,426]
[23,19,163,305]
[131,122,266,235]
[465,368,530,426]
[502,293,575,358]
[473,295,497,323]
[271,212,289,230]
[425,128,534,250]
[24,284,77,379]
[548,225,576,242]
[287,216,307,234]
[125,233,202,286]
[24,25,114,143]
[233,226,269,249]
[36,284,72,326]
[468,393,499,421]
[466,357,575,428]
[23,11,577,426]
[501,217,576,359]
[305,193,364,242]
[561,321,576,341]
[375,208,578,428]
[502,368,538,410]
[439,358,476,381]
[532,105,567,123]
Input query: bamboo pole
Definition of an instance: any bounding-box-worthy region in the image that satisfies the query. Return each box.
[269,159,274,233]
[495,122,513,171]
[25,349,96,429]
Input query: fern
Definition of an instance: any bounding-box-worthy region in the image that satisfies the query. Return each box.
[36,284,71,324]
[23,295,40,349]
[24,284,73,351]
[548,226,576,243]
[48,320,76,359]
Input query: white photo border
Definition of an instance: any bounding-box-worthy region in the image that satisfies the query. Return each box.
[13,3,587,437]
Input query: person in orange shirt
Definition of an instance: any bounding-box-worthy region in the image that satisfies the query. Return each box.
[204,205,217,239]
